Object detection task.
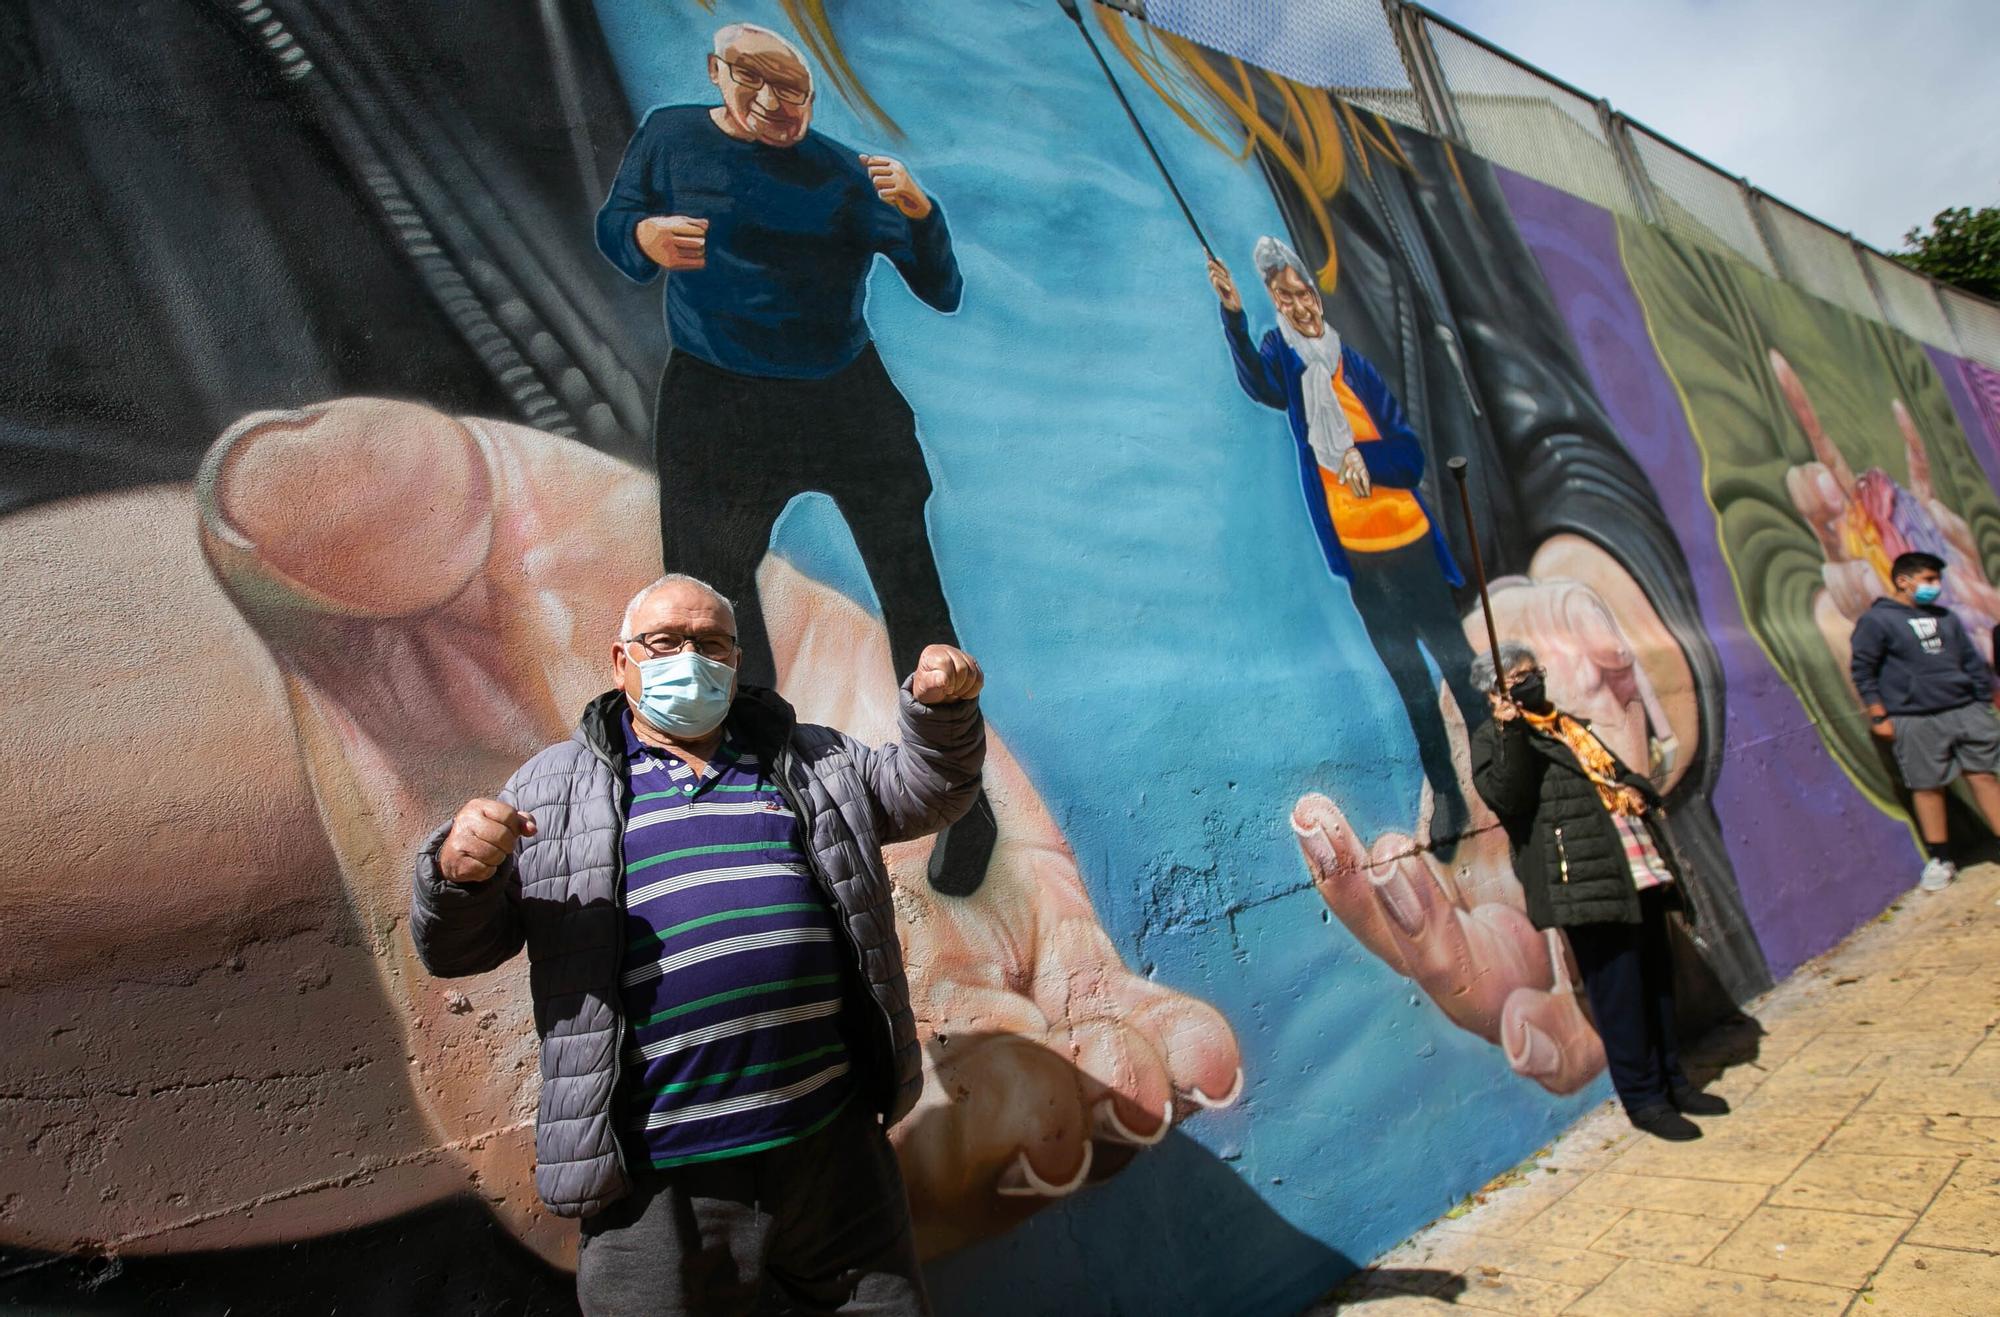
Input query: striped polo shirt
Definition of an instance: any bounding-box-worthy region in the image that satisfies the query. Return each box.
[617,713,854,1170]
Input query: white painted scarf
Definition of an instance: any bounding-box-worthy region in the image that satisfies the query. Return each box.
[1277,318,1353,472]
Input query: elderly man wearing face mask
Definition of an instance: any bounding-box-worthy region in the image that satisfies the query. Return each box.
[1209,235,1478,846]
[413,573,983,1316]
[594,20,996,898]
[1469,643,1731,1143]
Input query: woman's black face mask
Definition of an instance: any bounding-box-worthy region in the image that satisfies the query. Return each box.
[1507,673,1550,712]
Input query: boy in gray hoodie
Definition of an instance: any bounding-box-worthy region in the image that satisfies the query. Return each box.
[1850,551,2000,891]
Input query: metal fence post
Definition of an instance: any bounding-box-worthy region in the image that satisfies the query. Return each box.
[1598,107,1663,228]
[1383,1,1465,143]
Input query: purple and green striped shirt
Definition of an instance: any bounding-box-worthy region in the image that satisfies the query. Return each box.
[618,713,853,1169]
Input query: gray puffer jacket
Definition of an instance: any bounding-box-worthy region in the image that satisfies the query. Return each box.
[409,682,984,1218]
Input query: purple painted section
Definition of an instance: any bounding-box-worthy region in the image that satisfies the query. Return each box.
[1929,346,2000,489]
[1494,168,1913,979]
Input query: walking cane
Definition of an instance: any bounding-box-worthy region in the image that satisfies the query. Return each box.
[1447,457,1505,676]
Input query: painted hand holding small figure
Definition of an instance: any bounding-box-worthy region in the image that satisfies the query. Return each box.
[1774,348,2000,687]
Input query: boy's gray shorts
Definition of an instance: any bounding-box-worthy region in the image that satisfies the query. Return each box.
[1892,704,2000,790]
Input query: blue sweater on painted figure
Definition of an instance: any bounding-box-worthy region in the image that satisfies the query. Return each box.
[596,104,962,380]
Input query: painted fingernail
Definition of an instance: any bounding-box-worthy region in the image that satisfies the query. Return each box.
[1371,865,1426,938]
[996,1144,1093,1198]
[1508,1019,1559,1078]
[1184,1066,1245,1111]
[1092,1097,1172,1147]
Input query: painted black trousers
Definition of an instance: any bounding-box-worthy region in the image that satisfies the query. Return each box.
[1565,885,1688,1113]
[575,1100,929,1316]
[655,347,959,690]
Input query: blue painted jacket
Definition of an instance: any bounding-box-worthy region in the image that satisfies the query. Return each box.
[1221,304,1463,587]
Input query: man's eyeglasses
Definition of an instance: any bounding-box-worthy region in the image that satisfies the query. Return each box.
[717,59,812,106]
[623,630,738,662]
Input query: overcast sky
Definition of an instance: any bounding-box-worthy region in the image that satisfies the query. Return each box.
[1424,0,2000,250]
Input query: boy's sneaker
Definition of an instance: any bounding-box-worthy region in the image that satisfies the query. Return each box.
[1920,857,1956,893]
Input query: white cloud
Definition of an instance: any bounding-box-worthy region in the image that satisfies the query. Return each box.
[1424,0,2000,249]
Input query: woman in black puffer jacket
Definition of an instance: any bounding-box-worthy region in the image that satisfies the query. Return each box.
[1468,643,1729,1142]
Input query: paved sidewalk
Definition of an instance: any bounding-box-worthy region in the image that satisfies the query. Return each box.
[1309,863,2000,1316]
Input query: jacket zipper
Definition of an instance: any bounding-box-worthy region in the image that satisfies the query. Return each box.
[1554,826,1571,883]
[772,742,898,1107]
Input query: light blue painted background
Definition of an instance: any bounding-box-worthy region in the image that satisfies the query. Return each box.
[593,1,1607,1309]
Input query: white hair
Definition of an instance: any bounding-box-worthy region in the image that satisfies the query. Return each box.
[1469,642,1540,695]
[620,574,736,637]
[712,22,814,94]
[1251,234,1312,288]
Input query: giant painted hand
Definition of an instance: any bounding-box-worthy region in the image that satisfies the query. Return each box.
[192,399,1240,1264]
[1775,348,2000,683]
[1294,537,1697,1094]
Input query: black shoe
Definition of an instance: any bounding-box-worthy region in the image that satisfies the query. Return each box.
[928,787,996,897]
[1671,1087,1731,1117]
[1628,1104,1703,1142]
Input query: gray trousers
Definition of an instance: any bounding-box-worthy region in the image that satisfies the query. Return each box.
[575,1100,929,1317]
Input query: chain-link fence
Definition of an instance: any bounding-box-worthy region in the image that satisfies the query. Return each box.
[1140,0,1430,130]
[1622,122,1777,277]
[1414,16,1636,219]
[1133,0,2000,372]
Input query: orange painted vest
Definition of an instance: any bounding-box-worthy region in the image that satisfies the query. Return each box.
[1316,363,1432,553]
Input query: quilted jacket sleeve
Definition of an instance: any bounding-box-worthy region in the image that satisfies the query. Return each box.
[409,780,528,979]
[847,680,986,845]
[1470,717,1540,821]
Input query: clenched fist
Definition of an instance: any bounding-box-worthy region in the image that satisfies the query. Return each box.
[439,798,537,884]
[910,644,983,705]
[862,154,932,221]
[635,215,708,271]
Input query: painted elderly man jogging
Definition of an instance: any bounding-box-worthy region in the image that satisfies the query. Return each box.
[412,574,984,1315]
[594,19,996,897]
[1851,549,2000,893]
[1469,643,1729,1142]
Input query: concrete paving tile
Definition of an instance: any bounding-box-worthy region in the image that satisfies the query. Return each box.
[1770,1151,1960,1218]
[1392,1229,1622,1288]
[1778,1029,1981,1079]
[1429,1167,1585,1237]
[1441,1270,1587,1316]
[1730,1071,1879,1116]
[1822,1111,2000,1158]
[1585,1208,1733,1263]
[1703,1204,1907,1288]
[1305,1294,1464,1315]
[1604,1114,1840,1184]
[1863,1075,2000,1117]
[1861,1243,2000,1316]
[1905,1159,2000,1253]
[1537,1106,1641,1172]
[1952,1039,2000,1080]
[1564,1258,1850,1315]
[1510,1193,1629,1248]
[1564,1171,1768,1223]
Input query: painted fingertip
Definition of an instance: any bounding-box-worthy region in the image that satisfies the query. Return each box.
[1370,865,1426,939]
[1184,1066,1245,1111]
[995,1143,1093,1198]
[1505,1018,1559,1078]
[1091,1096,1172,1148]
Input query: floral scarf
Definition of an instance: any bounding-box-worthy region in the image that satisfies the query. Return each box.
[1521,708,1648,817]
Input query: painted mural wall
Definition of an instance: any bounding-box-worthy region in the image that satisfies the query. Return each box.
[4,1,1998,1313]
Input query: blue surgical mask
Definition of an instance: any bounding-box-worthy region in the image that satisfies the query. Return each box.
[1914,583,1944,606]
[634,651,735,737]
